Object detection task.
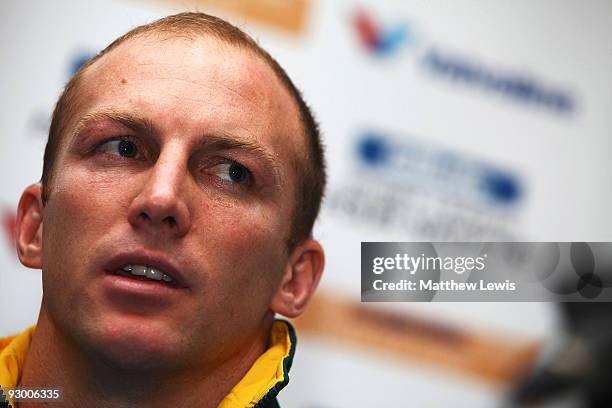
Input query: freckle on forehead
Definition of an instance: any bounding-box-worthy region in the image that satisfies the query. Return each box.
[120,78,127,85]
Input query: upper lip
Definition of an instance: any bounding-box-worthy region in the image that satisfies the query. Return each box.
[103,250,188,288]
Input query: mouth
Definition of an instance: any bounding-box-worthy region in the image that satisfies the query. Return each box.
[112,265,178,286]
[103,251,188,289]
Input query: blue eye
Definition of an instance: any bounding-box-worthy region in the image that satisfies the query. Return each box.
[99,139,139,158]
[214,163,250,184]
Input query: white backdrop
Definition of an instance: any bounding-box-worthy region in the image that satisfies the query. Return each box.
[1,0,611,406]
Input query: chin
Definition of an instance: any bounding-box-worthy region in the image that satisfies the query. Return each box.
[85,317,184,372]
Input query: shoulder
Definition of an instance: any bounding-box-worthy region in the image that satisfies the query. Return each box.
[0,336,16,353]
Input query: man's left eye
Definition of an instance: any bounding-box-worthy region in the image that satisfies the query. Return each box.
[98,139,140,158]
[213,163,251,184]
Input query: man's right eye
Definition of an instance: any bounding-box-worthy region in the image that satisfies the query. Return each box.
[98,139,140,159]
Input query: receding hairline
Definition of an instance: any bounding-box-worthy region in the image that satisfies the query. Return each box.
[65,30,304,129]
[61,30,307,162]
[69,30,307,158]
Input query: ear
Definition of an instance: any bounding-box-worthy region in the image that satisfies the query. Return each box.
[270,239,325,318]
[16,184,44,269]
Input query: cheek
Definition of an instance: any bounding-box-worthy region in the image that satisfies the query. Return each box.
[42,167,130,271]
[55,162,132,204]
[192,199,289,293]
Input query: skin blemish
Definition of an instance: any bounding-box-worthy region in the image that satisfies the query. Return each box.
[120,78,127,85]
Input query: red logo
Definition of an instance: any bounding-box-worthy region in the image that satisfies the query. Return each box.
[2,208,17,251]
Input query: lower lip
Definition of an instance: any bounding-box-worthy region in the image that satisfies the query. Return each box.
[102,273,186,307]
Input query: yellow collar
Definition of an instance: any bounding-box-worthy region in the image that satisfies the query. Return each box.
[0,325,35,389]
[219,320,296,407]
[0,320,296,407]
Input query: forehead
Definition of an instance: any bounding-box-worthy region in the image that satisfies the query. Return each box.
[67,33,305,163]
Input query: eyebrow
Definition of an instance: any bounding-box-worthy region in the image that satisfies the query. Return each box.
[71,109,155,140]
[70,109,283,185]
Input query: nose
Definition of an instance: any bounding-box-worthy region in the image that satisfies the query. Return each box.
[127,149,191,238]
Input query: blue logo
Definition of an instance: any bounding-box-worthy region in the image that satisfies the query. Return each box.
[358,134,391,165]
[69,51,96,77]
[424,49,573,113]
[356,132,522,206]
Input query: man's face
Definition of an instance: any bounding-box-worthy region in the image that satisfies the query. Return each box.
[39,35,304,369]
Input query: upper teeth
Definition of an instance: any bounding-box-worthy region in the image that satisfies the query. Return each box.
[121,265,175,283]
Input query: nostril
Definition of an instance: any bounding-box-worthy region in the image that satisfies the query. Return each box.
[164,217,177,228]
[128,198,189,237]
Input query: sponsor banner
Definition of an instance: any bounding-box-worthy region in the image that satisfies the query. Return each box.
[292,292,538,385]
[354,131,523,209]
[362,242,612,301]
[162,0,310,34]
[351,7,576,115]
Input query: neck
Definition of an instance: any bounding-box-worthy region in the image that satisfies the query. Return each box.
[18,304,272,408]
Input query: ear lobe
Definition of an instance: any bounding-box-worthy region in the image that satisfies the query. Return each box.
[16,184,44,269]
[270,239,325,318]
